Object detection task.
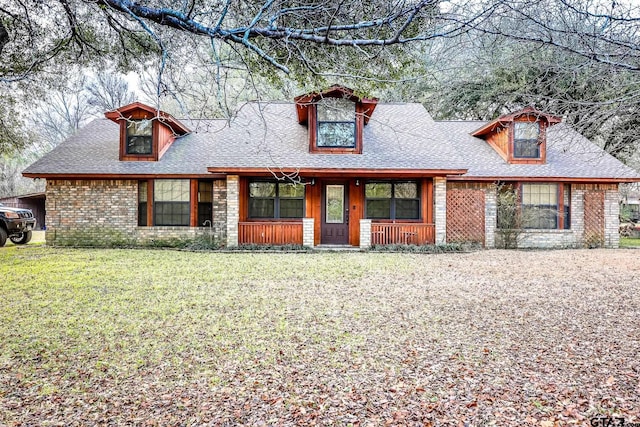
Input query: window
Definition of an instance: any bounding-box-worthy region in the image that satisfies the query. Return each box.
[521,183,559,229]
[365,181,420,220]
[316,98,355,147]
[138,181,148,226]
[249,181,304,219]
[154,179,190,226]
[563,184,571,229]
[126,119,153,155]
[514,122,540,158]
[198,181,213,226]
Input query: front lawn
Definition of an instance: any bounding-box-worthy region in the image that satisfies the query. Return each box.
[620,237,640,247]
[1,247,639,425]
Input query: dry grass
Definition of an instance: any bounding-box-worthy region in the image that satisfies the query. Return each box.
[1,247,639,426]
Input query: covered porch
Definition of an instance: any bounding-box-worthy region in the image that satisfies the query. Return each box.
[236,219,436,248]
[223,172,450,248]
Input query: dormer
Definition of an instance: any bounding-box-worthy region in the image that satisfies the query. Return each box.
[294,86,378,154]
[471,107,562,165]
[105,102,190,161]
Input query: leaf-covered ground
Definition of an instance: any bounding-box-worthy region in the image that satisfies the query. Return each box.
[1,247,639,426]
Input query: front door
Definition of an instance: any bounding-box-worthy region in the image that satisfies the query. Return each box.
[322,183,349,244]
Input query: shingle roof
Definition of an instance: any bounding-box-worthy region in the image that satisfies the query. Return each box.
[437,120,640,180]
[23,101,640,181]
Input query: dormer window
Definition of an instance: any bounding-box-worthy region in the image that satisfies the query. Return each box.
[316,98,356,148]
[471,107,561,165]
[294,85,378,155]
[126,120,153,155]
[513,122,540,158]
[105,102,190,162]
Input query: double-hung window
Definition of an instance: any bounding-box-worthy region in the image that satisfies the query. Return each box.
[521,183,560,229]
[126,119,153,155]
[153,179,190,226]
[316,98,356,147]
[249,181,304,219]
[514,122,540,158]
[365,181,420,220]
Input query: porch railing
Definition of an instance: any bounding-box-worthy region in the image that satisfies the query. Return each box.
[238,221,304,245]
[370,223,435,245]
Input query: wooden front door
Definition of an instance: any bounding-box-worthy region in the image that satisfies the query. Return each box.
[321,183,349,244]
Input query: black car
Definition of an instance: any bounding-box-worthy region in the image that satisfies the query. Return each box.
[0,203,37,247]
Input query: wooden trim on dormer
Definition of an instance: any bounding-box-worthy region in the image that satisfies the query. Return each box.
[105,101,190,135]
[295,86,377,155]
[484,125,509,162]
[118,109,158,161]
[294,85,378,125]
[507,118,547,165]
[307,103,364,154]
[107,102,190,162]
[472,107,560,165]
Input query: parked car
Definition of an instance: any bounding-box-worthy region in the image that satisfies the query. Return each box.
[0,203,37,247]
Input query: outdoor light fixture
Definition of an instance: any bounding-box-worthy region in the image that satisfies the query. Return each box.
[355,179,360,186]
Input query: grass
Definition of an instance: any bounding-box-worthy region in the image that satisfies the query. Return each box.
[620,236,640,247]
[1,246,639,425]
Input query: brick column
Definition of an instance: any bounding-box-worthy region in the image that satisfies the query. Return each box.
[359,219,372,249]
[485,186,497,248]
[604,188,620,248]
[226,175,239,247]
[213,179,227,242]
[434,177,447,244]
[302,218,315,248]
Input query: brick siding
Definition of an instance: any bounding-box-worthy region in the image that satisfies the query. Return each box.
[45,179,227,246]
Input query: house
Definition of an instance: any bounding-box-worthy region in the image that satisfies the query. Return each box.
[620,185,640,223]
[22,86,640,248]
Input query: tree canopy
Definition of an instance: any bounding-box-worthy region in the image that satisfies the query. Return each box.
[1,0,639,165]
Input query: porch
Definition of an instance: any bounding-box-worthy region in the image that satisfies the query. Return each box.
[237,219,435,248]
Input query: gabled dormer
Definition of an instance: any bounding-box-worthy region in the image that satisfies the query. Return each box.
[294,86,378,154]
[471,107,562,165]
[105,102,190,162]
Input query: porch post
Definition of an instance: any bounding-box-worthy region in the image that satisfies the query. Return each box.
[302,218,315,248]
[604,187,620,248]
[485,186,497,248]
[434,177,447,244]
[226,175,239,247]
[359,219,372,249]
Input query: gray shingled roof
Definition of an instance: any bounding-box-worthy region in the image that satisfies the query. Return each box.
[437,121,640,179]
[23,101,640,180]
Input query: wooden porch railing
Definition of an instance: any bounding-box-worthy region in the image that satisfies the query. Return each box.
[370,223,435,245]
[238,221,303,245]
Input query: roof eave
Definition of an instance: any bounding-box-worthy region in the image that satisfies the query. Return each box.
[206,167,468,177]
[22,172,226,179]
[447,175,640,183]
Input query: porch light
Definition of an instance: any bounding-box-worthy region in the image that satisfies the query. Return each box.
[355,179,360,186]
